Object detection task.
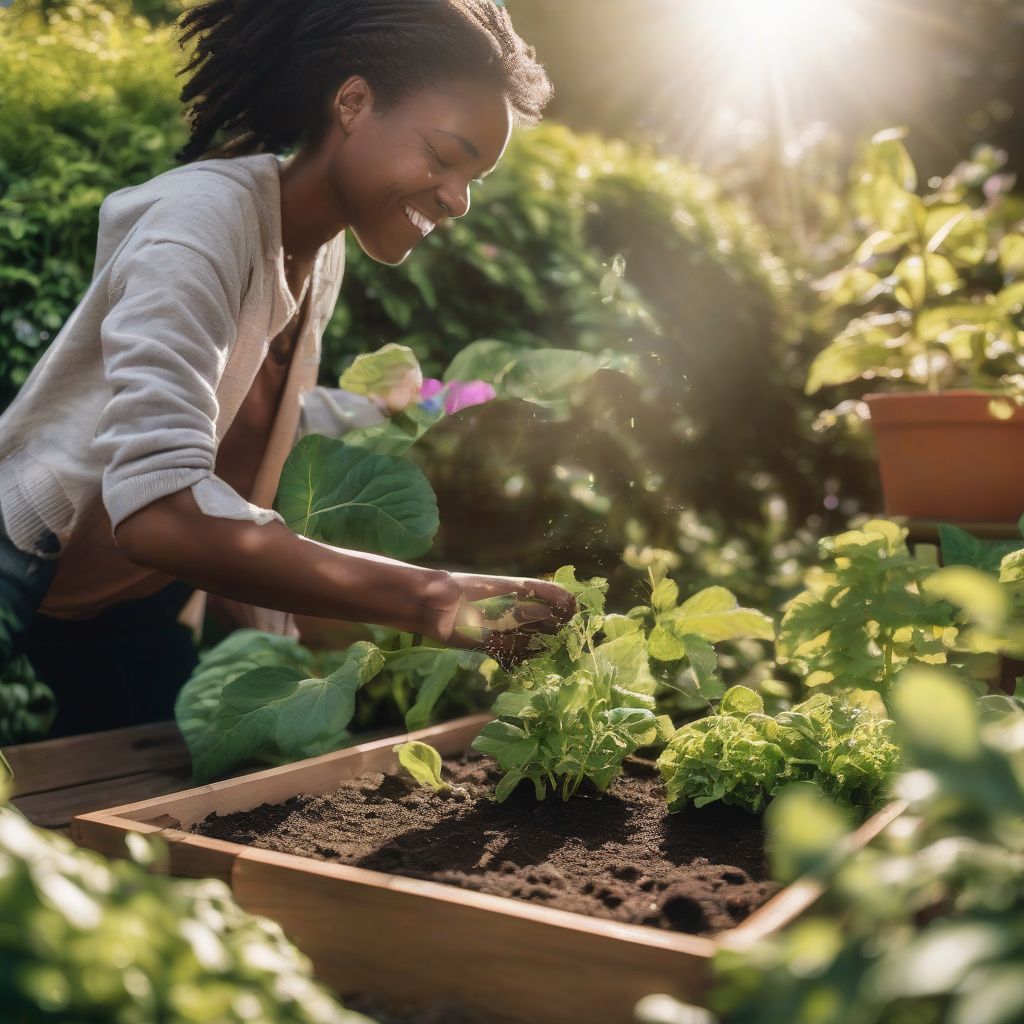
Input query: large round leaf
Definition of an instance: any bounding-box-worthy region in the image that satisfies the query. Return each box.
[275,435,439,558]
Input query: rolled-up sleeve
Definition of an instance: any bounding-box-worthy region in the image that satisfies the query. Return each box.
[94,192,281,532]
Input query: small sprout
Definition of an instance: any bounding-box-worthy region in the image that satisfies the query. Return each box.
[394,741,452,795]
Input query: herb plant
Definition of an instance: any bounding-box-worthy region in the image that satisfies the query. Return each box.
[776,519,959,701]
[807,127,1024,404]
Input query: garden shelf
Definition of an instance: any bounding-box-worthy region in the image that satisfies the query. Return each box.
[72,714,904,1024]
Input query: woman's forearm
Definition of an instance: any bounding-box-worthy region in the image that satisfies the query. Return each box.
[113,488,460,638]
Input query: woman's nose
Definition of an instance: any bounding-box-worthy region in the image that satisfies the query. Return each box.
[437,182,470,220]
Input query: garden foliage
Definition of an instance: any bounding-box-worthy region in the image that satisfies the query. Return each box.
[808,128,1024,404]
[175,629,485,783]
[643,670,1024,1024]
[657,686,899,815]
[0,783,372,1022]
[777,519,958,700]
[0,1,184,407]
[472,565,774,802]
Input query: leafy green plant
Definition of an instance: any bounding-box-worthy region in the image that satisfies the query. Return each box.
[175,629,486,782]
[0,783,373,1022]
[777,519,959,700]
[0,0,185,407]
[657,686,899,815]
[393,741,459,796]
[470,565,774,802]
[807,127,1024,405]
[938,516,1024,575]
[644,669,1024,1024]
[274,341,627,558]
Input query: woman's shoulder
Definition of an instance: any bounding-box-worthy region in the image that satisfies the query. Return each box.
[100,154,280,253]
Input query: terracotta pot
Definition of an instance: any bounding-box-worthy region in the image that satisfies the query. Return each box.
[865,390,1024,523]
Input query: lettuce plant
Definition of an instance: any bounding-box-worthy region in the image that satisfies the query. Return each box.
[657,686,900,815]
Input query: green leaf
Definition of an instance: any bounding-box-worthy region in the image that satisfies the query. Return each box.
[1000,547,1024,583]
[679,634,720,693]
[341,403,444,458]
[494,770,525,803]
[664,603,775,644]
[179,640,384,782]
[403,650,464,732]
[938,524,1023,573]
[394,741,450,794]
[338,343,420,397]
[893,253,960,309]
[651,577,679,614]
[894,669,980,762]
[719,685,764,716]
[648,623,687,662]
[275,435,438,558]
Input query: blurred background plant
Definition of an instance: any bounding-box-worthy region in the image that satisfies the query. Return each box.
[0,776,376,1022]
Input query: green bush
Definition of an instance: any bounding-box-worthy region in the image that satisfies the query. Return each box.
[0,1,185,406]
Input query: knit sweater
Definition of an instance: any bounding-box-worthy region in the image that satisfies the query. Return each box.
[0,153,349,563]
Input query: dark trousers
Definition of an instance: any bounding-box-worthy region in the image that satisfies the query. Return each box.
[1,519,198,738]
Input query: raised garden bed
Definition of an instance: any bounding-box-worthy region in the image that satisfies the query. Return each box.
[72,714,903,1024]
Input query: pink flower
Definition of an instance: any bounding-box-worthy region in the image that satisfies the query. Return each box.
[416,378,497,416]
[444,380,497,415]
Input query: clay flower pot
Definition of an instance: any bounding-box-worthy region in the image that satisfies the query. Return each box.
[866,390,1024,523]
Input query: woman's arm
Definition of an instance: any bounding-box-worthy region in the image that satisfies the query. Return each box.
[114,488,574,655]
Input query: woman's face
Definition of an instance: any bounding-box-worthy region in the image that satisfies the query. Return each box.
[327,77,512,266]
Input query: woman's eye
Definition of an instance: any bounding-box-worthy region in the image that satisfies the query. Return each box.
[428,147,450,169]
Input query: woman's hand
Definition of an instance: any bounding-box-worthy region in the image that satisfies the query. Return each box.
[434,572,577,667]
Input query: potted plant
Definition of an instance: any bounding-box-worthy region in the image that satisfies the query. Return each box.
[806,128,1024,523]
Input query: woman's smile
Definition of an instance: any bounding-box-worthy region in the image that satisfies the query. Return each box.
[401,201,437,238]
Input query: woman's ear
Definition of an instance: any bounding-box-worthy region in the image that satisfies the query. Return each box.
[333,75,375,134]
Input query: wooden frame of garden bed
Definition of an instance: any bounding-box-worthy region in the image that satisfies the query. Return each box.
[72,714,904,1024]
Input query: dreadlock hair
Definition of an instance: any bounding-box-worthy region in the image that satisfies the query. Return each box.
[174,0,553,164]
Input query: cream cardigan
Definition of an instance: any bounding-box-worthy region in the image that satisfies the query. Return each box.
[0,153,375,633]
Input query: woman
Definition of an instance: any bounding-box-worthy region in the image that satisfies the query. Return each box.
[0,0,573,737]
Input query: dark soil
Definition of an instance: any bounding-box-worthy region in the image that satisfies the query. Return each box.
[192,754,779,936]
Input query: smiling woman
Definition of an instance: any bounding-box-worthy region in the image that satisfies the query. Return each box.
[0,0,570,738]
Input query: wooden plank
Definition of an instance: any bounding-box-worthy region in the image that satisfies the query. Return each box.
[723,799,907,947]
[4,721,189,798]
[73,714,491,831]
[70,813,240,882]
[13,768,194,829]
[232,849,715,1024]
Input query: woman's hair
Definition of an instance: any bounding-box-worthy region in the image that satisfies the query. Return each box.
[174,0,553,164]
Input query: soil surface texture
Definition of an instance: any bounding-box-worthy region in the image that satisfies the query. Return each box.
[192,754,779,935]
